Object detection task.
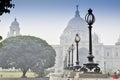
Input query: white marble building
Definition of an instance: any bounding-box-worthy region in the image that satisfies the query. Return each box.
[6,6,120,74]
[52,6,120,73]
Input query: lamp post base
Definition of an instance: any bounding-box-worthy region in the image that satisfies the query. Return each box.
[69,64,74,70]
[73,65,81,71]
[72,61,81,71]
[81,62,101,73]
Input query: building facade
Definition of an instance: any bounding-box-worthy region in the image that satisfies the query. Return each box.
[52,6,120,73]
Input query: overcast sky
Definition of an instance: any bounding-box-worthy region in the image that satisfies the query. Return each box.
[0,0,120,45]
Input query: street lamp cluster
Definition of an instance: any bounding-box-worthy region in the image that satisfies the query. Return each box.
[66,44,75,70]
[66,34,81,70]
[65,9,101,73]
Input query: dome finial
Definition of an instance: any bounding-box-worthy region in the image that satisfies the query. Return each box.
[75,5,80,17]
[14,18,17,21]
[76,5,79,11]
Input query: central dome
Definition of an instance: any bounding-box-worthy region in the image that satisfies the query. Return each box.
[65,16,87,32]
[64,5,87,32]
[60,5,89,45]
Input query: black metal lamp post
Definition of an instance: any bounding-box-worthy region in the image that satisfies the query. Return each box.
[70,44,75,70]
[74,33,81,70]
[71,44,74,67]
[85,8,95,63]
[82,9,100,73]
[67,48,71,69]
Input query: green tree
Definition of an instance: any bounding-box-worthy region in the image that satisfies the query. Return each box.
[0,0,14,15]
[0,36,56,78]
[0,0,14,44]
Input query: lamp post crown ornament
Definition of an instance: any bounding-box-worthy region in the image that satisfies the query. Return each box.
[67,47,71,52]
[75,33,80,43]
[85,8,95,26]
[71,44,75,50]
[88,8,92,14]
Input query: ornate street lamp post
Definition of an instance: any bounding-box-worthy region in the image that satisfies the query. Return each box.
[67,48,71,69]
[70,44,75,69]
[85,8,95,63]
[74,33,81,70]
[82,9,100,73]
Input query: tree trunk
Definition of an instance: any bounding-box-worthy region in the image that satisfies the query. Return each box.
[22,70,27,78]
[36,70,45,78]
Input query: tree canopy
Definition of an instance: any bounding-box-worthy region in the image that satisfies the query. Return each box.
[0,36,56,77]
[0,0,14,15]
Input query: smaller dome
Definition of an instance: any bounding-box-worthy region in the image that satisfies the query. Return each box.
[10,18,20,30]
[8,18,20,37]
[11,18,19,26]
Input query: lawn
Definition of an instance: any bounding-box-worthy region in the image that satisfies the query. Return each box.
[0,71,38,78]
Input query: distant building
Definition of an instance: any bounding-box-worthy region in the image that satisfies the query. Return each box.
[52,5,120,73]
[7,18,20,37]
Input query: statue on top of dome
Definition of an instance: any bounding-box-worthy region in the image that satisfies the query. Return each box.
[75,5,80,17]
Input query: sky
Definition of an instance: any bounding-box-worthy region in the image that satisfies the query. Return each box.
[0,0,120,45]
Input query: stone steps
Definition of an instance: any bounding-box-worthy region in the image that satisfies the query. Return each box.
[78,73,108,78]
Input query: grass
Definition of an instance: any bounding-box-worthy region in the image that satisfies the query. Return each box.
[0,71,38,78]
